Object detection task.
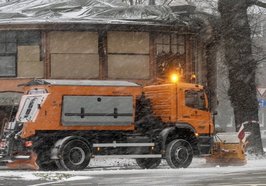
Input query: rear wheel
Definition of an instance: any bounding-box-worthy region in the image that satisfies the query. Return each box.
[56,139,91,170]
[166,139,193,168]
[136,158,161,169]
[37,150,59,171]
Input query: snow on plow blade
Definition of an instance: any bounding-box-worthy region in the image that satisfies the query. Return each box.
[6,152,39,170]
[206,132,246,166]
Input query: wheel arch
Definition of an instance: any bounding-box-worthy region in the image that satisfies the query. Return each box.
[159,123,197,155]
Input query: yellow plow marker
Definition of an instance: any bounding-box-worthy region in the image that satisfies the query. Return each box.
[6,152,39,170]
[206,133,246,166]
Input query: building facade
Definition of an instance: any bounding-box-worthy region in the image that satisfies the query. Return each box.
[0,2,211,131]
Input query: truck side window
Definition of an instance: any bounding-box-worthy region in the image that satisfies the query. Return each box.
[185,90,206,110]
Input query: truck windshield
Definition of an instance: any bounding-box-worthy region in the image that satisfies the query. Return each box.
[185,90,207,110]
[16,94,48,122]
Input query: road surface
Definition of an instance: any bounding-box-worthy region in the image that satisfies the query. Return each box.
[0,158,266,186]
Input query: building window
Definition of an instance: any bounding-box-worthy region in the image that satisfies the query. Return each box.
[155,33,185,78]
[0,31,41,77]
[0,56,16,76]
[17,31,40,45]
[155,34,185,55]
[0,31,16,77]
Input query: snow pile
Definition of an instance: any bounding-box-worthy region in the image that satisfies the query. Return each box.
[32,174,91,185]
[0,171,39,180]
[33,172,72,181]
[89,157,207,170]
[89,158,139,169]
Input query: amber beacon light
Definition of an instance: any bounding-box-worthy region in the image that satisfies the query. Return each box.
[170,73,179,83]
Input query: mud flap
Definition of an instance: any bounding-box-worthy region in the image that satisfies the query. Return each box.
[7,152,39,170]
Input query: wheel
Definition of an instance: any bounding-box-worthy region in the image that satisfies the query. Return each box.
[136,158,161,169]
[38,160,59,171]
[37,150,59,171]
[166,139,193,168]
[57,139,91,170]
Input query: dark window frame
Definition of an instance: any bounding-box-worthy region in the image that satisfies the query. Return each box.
[0,31,41,77]
[155,33,185,55]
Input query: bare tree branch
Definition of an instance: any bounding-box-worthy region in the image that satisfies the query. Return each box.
[252,0,266,8]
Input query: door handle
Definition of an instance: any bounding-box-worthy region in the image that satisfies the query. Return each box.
[182,115,190,118]
[114,108,118,118]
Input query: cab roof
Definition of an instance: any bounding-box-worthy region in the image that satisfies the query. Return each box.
[144,82,204,90]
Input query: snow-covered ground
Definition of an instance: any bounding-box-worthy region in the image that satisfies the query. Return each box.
[1,157,266,183]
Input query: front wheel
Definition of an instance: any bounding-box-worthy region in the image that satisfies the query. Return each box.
[56,139,91,170]
[166,139,193,168]
[136,158,161,169]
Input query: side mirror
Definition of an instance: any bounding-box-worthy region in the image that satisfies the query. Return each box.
[212,111,218,116]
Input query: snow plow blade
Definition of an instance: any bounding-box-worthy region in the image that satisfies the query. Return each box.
[6,152,39,170]
[206,133,246,166]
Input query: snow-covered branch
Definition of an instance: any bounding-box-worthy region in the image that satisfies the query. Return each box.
[251,0,266,8]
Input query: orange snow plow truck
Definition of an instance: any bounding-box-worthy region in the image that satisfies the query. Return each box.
[0,79,214,170]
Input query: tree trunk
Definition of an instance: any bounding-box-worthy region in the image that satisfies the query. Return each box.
[218,0,263,154]
[149,0,155,5]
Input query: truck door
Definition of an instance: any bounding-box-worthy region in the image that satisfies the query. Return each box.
[180,89,212,135]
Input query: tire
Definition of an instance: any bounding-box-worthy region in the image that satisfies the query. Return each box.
[38,160,59,171]
[37,150,59,171]
[136,158,161,169]
[166,139,193,168]
[58,139,91,170]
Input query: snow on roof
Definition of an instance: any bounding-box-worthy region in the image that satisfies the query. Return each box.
[0,0,188,26]
[23,79,140,87]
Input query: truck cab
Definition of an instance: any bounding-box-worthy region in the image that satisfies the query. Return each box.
[144,82,213,155]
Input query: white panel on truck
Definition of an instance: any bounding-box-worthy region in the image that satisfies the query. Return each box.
[61,96,133,126]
